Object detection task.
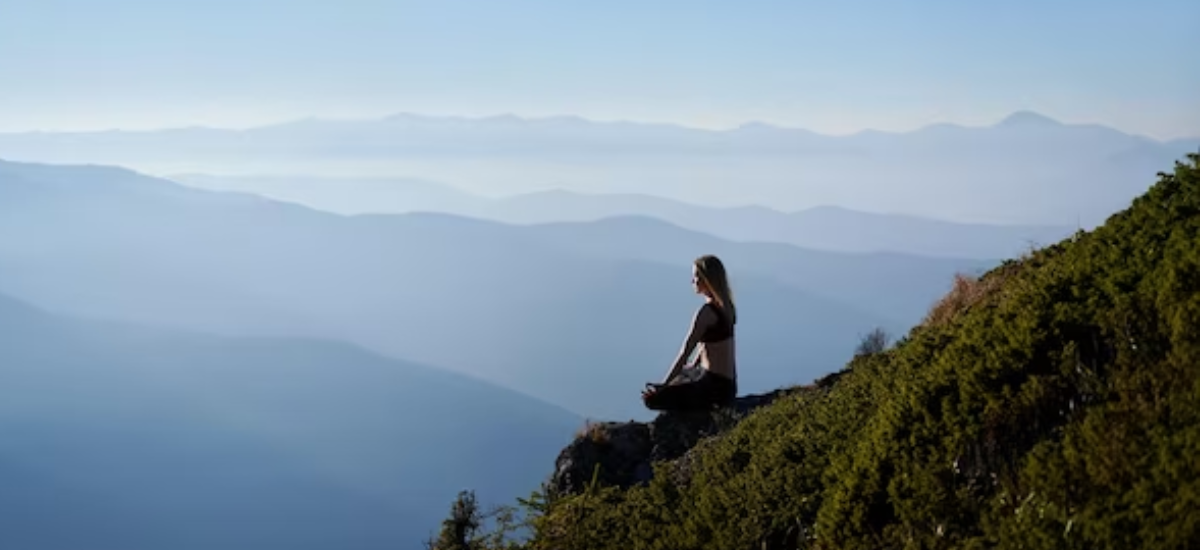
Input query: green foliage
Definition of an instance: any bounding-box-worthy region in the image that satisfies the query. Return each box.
[855,326,892,356]
[425,490,531,550]
[440,153,1200,550]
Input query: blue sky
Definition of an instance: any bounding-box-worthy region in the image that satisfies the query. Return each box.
[1,0,1197,138]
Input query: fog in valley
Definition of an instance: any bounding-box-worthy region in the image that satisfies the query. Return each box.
[1,0,1195,548]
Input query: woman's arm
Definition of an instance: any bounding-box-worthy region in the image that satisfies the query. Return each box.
[660,305,714,384]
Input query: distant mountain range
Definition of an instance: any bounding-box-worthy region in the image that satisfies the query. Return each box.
[1,111,1195,226]
[171,173,1075,260]
[0,292,578,550]
[0,159,989,420]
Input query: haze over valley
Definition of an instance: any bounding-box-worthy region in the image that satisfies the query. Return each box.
[2,0,1196,548]
[171,169,1076,260]
[4,111,1195,229]
[2,110,1195,550]
[0,292,578,549]
[0,159,978,420]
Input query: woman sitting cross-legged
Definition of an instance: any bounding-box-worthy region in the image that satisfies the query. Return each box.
[642,254,738,412]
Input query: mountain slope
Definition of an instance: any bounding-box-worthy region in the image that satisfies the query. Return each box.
[510,215,994,326]
[0,292,579,550]
[1,111,1192,225]
[170,173,1072,260]
[511,152,1200,549]
[168,174,997,324]
[0,159,904,420]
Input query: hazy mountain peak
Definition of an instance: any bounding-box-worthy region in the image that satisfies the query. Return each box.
[790,204,915,221]
[995,110,1062,128]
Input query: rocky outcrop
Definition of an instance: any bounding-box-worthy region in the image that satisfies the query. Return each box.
[548,387,801,500]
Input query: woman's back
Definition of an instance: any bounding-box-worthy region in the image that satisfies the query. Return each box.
[697,302,737,381]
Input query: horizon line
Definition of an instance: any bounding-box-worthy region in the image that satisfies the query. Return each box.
[3,110,1194,143]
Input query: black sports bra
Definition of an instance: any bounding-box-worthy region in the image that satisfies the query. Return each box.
[699,302,734,343]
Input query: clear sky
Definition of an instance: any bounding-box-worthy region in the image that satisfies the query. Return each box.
[1,0,1197,138]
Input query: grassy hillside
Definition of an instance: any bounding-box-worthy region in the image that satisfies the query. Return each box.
[443,152,1200,549]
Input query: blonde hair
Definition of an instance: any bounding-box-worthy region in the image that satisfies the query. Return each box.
[694,254,736,324]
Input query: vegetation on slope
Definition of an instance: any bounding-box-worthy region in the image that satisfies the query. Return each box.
[430,153,1200,550]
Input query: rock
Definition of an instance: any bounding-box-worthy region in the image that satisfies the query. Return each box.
[549,421,652,498]
[547,388,798,501]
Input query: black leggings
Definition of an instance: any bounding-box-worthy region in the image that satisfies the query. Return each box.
[643,371,737,412]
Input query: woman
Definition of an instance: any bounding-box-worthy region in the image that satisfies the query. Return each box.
[642,254,738,411]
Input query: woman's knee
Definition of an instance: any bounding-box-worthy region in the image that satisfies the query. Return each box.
[642,390,666,410]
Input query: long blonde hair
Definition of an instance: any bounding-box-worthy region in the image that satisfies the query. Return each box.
[694,254,736,324]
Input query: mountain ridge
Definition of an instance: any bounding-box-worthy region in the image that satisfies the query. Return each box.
[169,171,1075,260]
[2,111,1194,227]
[1,158,943,420]
[4,110,1190,143]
